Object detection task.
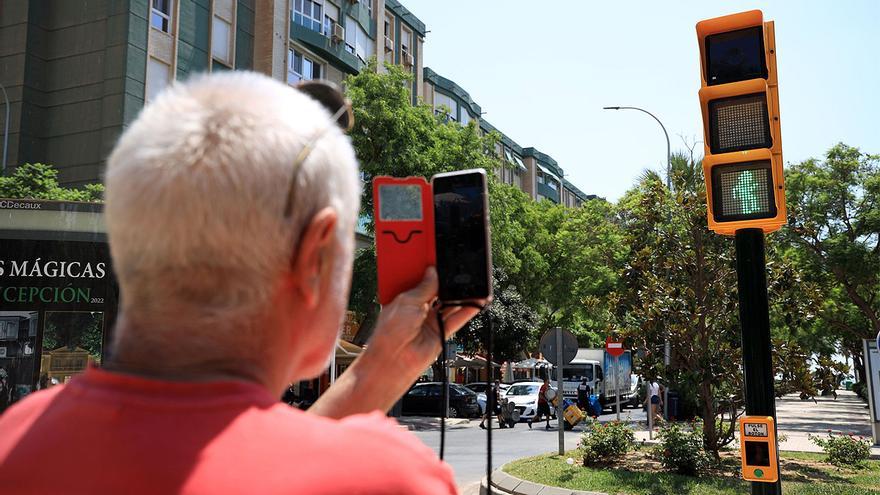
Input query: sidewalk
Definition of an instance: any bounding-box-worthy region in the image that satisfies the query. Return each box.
[774,390,878,454]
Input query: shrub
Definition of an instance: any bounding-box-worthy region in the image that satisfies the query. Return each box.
[654,420,710,475]
[580,419,635,465]
[809,431,872,468]
[853,382,868,402]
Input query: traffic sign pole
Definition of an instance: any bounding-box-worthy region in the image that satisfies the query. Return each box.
[736,229,781,495]
[615,356,621,421]
[556,327,564,455]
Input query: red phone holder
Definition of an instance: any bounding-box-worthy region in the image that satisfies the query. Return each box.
[372,176,436,305]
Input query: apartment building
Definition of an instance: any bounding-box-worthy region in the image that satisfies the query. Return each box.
[0,0,424,186]
[423,66,590,207]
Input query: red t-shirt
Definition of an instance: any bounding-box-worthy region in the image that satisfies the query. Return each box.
[538,383,549,404]
[0,367,457,495]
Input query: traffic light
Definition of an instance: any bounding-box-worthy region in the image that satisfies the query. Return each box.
[696,10,785,235]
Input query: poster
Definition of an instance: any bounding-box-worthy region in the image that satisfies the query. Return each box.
[0,239,117,411]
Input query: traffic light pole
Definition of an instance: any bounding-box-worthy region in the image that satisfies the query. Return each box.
[735,229,782,495]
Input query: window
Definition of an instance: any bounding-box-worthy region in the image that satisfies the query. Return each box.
[434,92,458,121]
[344,15,356,54]
[460,111,471,126]
[212,16,232,65]
[146,57,172,102]
[151,0,173,33]
[293,0,323,33]
[344,16,371,63]
[323,2,338,37]
[358,0,372,18]
[401,27,411,56]
[288,48,322,84]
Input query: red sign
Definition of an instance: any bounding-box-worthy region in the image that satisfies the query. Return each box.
[605,336,625,358]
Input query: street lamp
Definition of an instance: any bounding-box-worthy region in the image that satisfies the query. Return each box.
[603,105,671,420]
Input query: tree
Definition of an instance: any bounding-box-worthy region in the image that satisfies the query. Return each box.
[455,268,540,364]
[614,151,817,456]
[784,143,880,383]
[344,60,502,342]
[0,163,103,201]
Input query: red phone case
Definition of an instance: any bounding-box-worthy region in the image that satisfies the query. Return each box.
[372,176,436,305]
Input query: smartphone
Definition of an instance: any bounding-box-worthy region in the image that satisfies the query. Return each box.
[432,169,493,303]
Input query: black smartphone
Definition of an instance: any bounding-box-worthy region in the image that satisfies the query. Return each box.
[431,169,493,303]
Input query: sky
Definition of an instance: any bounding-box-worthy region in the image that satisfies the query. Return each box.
[405,0,880,202]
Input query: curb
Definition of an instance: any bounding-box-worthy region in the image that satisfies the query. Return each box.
[479,465,607,495]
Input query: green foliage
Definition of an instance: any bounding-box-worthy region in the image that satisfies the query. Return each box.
[343,60,623,354]
[809,431,872,468]
[614,152,744,454]
[783,143,880,382]
[455,268,540,363]
[0,163,103,201]
[346,60,497,219]
[654,420,711,475]
[579,419,635,465]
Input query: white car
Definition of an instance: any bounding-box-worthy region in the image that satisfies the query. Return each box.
[504,382,556,421]
[465,382,510,415]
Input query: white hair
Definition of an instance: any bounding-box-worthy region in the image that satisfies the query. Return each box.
[105,71,360,357]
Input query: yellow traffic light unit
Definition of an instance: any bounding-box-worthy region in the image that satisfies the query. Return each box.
[696,10,785,235]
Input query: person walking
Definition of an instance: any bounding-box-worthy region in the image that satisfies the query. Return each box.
[479,380,505,429]
[576,378,590,411]
[645,379,664,428]
[528,377,553,429]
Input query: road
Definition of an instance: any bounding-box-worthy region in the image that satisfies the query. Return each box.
[411,405,647,488]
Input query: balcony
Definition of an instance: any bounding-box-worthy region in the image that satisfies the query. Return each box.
[537,182,560,203]
[290,23,362,74]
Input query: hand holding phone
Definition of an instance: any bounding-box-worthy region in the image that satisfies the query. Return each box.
[373,169,492,306]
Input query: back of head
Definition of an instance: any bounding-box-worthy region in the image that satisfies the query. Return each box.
[105,72,360,365]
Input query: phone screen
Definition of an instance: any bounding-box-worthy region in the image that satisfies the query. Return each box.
[433,171,491,301]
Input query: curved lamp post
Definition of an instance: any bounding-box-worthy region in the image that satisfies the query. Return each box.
[603,105,672,421]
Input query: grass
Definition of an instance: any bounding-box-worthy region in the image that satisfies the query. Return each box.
[504,449,880,495]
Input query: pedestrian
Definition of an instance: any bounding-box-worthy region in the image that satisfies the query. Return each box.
[577,378,590,410]
[528,377,554,429]
[479,379,505,429]
[0,72,483,494]
[645,378,664,428]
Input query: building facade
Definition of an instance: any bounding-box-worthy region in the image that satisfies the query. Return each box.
[423,66,591,207]
[0,0,425,186]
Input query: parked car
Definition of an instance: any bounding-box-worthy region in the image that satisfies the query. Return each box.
[504,381,556,421]
[402,382,481,418]
[465,382,510,414]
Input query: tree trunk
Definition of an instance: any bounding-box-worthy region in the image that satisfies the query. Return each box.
[700,380,720,459]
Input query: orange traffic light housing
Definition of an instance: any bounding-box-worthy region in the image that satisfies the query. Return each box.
[696,10,785,235]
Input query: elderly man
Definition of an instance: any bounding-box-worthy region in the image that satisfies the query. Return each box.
[0,72,480,494]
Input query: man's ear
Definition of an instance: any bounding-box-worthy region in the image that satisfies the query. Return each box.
[290,207,338,308]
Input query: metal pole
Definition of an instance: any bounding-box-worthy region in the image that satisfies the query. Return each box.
[735,229,782,495]
[556,327,564,455]
[0,83,9,175]
[603,105,672,419]
[615,355,621,422]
